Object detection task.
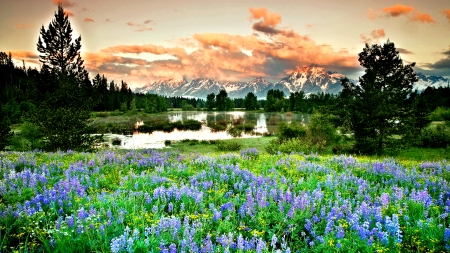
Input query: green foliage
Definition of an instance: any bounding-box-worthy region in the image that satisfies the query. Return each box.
[0,105,13,150]
[420,124,450,148]
[120,102,128,113]
[267,113,343,155]
[215,140,242,151]
[181,100,196,111]
[265,89,287,112]
[428,107,450,121]
[244,92,259,110]
[276,121,306,142]
[207,119,228,132]
[10,122,43,151]
[206,93,215,110]
[336,41,417,155]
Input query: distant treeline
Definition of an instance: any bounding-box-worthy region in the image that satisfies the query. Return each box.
[1,51,450,126]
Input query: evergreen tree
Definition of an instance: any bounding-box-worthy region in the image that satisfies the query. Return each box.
[206,93,216,110]
[216,89,229,111]
[37,3,88,82]
[29,4,101,151]
[244,92,259,110]
[338,41,417,154]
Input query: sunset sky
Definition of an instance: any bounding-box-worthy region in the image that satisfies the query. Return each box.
[1,0,449,88]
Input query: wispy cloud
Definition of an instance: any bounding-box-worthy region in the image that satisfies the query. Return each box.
[369,4,436,24]
[15,23,31,29]
[383,4,414,17]
[126,20,153,32]
[64,10,74,17]
[84,17,94,22]
[442,10,450,23]
[397,48,413,54]
[360,28,385,44]
[412,11,436,23]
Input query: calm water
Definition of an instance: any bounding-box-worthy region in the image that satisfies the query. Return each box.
[105,111,310,149]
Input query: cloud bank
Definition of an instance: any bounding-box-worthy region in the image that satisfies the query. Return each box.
[83,7,359,87]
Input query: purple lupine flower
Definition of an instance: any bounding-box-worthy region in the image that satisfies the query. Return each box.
[270,234,277,249]
[256,238,266,253]
[169,243,177,253]
[237,234,244,250]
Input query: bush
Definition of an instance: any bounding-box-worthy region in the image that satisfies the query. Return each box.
[227,126,243,137]
[420,124,450,148]
[427,107,450,121]
[208,119,228,132]
[266,113,344,155]
[111,137,122,146]
[164,140,171,146]
[277,121,306,142]
[215,140,241,151]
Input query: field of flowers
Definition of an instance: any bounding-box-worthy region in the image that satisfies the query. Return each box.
[0,148,449,252]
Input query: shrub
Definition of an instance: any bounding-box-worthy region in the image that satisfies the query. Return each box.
[208,119,228,132]
[277,121,306,142]
[232,117,244,125]
[420,124,450,148]
[227,126,243,137]
[111,137,122,146]
[164,140,171,146]
[268,116,279,125]
[215,140,241,151]
[183,119,202,131]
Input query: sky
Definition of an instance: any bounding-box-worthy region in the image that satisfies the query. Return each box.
[1,0,449,88]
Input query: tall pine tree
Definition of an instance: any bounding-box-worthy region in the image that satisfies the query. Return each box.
[29,3,101,151]
[37,4,88,82]
[339,41,417,154]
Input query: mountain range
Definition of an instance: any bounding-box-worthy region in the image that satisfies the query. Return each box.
[134,66,449,98]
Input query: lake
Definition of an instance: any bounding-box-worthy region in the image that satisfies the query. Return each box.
[104,111,310,149]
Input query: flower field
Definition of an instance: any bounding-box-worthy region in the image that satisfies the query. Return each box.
[0,149,449,252]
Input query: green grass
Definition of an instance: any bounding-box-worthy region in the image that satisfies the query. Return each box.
[166,136,277,154]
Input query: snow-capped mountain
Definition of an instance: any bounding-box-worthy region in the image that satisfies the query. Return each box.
[134,67,449,98]
[271,66,345,95]
[414,73,449,91]
[134,77,187,96]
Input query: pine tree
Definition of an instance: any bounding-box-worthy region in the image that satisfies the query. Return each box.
[339,41,417,154]
[29,4,101,151]
[37,3,88,82]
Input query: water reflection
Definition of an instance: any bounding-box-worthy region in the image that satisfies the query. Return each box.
[105,111,310,149]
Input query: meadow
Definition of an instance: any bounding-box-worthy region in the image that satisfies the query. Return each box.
[1,148,449,253]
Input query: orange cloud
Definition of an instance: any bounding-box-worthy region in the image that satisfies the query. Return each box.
[10,50,39,59]
[443,10,450,23]
[64,10,74,17]
[15,23,31,29]
[84,17,94,22]
[84,8,358,87]
[412,11,436,23]
[53,0,76,7]
[249,7,283,35]
[371,29,385,39]
[383,4,414,17]
[360,29,386,44]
